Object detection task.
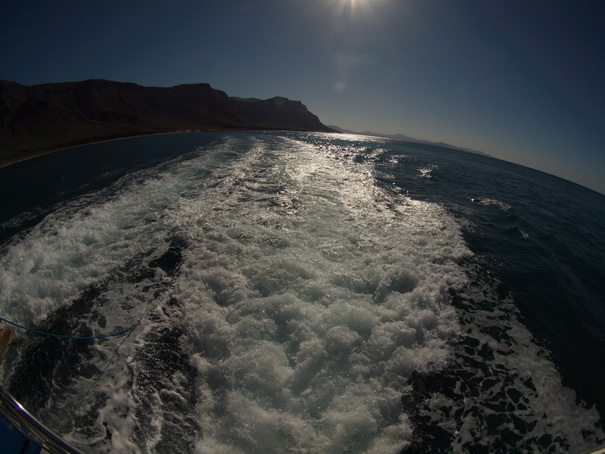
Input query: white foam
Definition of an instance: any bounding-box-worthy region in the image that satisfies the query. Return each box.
[470,196,514,214]
[0,133,470,452]
[0,173,174,324]
[414,276,605,453]
[164,134,470,452]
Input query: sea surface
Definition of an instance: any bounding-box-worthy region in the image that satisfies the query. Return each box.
[0,131,604,453]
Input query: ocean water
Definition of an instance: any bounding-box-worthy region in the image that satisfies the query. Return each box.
[0,131,604,453]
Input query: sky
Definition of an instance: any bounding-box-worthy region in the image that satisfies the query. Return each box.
[1,0,604,194]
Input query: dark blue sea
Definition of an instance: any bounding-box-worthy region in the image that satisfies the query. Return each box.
[0,131,604,453]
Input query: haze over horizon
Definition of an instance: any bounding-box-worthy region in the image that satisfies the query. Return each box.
[1,0,604,194]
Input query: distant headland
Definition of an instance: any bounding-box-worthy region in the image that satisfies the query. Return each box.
[0,79,335,167]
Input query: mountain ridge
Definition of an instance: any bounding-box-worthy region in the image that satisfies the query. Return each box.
[0,79,334,166]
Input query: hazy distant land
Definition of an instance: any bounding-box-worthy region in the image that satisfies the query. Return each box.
[328,125,490,157]
[0,79,334,167]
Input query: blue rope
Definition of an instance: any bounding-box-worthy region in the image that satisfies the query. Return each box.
[0,316,140,340]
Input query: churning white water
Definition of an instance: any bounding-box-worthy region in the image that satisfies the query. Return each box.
[0,133,468,452]
[0,132,602,453]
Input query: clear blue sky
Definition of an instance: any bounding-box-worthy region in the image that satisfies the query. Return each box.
[2,0,604,194]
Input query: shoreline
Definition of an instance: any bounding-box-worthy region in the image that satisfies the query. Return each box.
[0,129,212,170]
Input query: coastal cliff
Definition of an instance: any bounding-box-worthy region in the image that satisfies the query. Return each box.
[0,79,334,165]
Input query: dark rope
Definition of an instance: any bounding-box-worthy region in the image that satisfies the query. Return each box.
[79,317,142,403]
[0,316,140,340]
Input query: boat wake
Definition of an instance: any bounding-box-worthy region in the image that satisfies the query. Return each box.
[0,132,602,453]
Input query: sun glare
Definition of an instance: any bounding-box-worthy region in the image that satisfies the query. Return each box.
[331,0,384,23]
[351,0,375,6]
[339,0,370,10]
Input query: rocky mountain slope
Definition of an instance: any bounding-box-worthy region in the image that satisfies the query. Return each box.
[0,79,334,165]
